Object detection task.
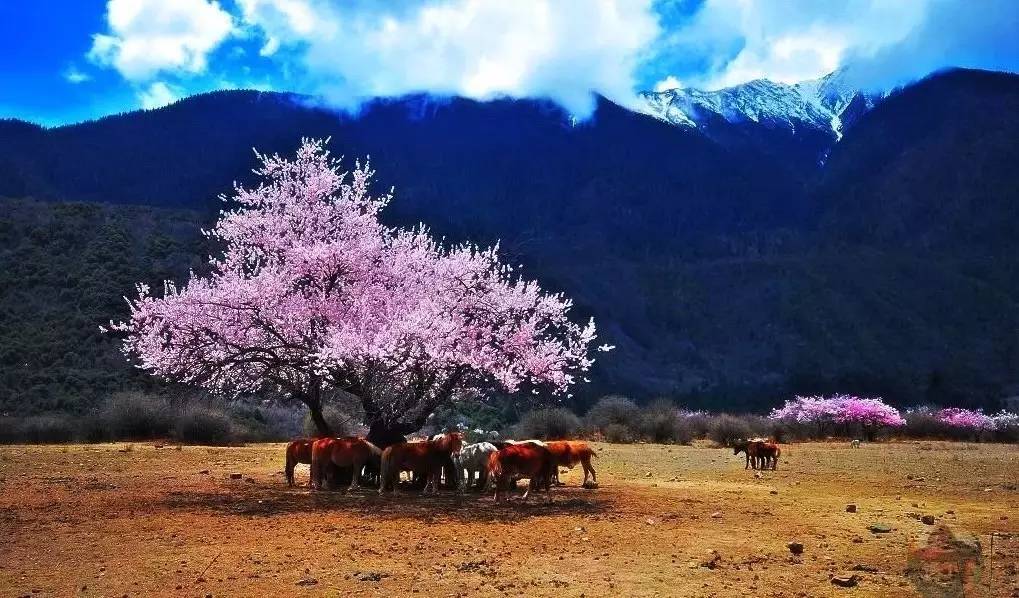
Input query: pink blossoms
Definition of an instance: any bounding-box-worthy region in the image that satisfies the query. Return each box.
[769,394,906,428]
[109,139,597,435]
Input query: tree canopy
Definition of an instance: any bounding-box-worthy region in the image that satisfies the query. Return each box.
[111,139,598,438]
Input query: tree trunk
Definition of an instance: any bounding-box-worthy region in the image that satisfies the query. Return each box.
[366,420,417,449]
[307,400,333,437]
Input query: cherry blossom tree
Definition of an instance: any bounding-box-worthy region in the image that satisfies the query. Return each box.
[110,139,598,441]
[769,394,904,439]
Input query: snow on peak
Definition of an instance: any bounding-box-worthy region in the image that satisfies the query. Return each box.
[640,69,882,140]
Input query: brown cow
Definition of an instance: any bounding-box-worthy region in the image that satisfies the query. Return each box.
[379,432,463,495]
[285,439,314,486]
[310,437,383,492]
[544,440,597,487]
[487,442,554,503]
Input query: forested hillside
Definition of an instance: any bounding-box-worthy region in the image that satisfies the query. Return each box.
[0,200,206,414]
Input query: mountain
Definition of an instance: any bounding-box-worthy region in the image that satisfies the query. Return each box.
[641,69,882,140]
[1,68,1017,414]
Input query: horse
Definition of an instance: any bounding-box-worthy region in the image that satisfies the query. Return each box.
[284,439,314,486]
[755,441,781,470]
[544,440,597,487]
[490,439,546,449]
[487,442,554,503]
[379,432,463,495]
[309,437,383,492]
[733,438,770,470]
[460,441,498,491]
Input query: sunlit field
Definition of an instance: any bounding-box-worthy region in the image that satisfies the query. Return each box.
[1,441,1015,597]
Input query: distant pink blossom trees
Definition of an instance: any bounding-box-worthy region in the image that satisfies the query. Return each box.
[934,408,996,431]
[110,139,597,439]
[769,394,904,438]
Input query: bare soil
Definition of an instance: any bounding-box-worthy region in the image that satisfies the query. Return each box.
[1,441,1016,597]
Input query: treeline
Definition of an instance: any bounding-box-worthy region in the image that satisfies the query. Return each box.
[2,392,1017,446]
[0,391,309,445]
[508,396,1019,445]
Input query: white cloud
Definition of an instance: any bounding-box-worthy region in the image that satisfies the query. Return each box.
[236,0,660,116]
[138,81,180,109]
[653,75,683,92]
[662,0,925,90]
[63,66,91,84]
[88,0,235,80]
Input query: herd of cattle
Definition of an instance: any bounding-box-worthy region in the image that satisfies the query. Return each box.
[285,433,781,501]
[285,432,597,502]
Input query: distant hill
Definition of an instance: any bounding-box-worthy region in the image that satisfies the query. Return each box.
[1,68,1017,414]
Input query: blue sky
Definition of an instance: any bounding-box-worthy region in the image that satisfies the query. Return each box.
[1,0,1017,126]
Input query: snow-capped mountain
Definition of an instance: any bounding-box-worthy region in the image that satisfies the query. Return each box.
[641,70,882,140]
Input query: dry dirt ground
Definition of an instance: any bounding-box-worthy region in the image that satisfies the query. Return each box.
[1,441,1016,597]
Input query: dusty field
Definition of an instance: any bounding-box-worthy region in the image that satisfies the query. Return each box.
[0,441,1016,597]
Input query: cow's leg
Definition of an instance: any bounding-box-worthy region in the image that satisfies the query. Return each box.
[522,478,533,502]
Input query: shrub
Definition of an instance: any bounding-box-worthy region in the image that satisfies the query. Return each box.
[302,405,360,438]
[679,410,713,439]
[639,400,694,444]
[0,417,22,444]
[230,402,304,442]
[18,415,75,444]
[77,415,109,443]
[172,408,234,445]
[992,411,1019,443]
[603,423,633,443]
[585,395,641,434]
[512,407,582,440]
[102,392,172,439]
[707,414,752,447]
[904,408,953,439]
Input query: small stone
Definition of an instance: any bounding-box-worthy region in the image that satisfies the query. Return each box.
[868,523,892,534]
[710,511,723,519]
[229,473,243,480]
[645,471,652,478]
[296,577,318,586]
[831,574,859,588]
[199,470,209,474]
[786,542,804,555]
[645,518,657,525]
[846,504,857,513]
[921,515,936,525]
[699,550,721,569]
[770,490,778,495]
[852,564,879,573]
